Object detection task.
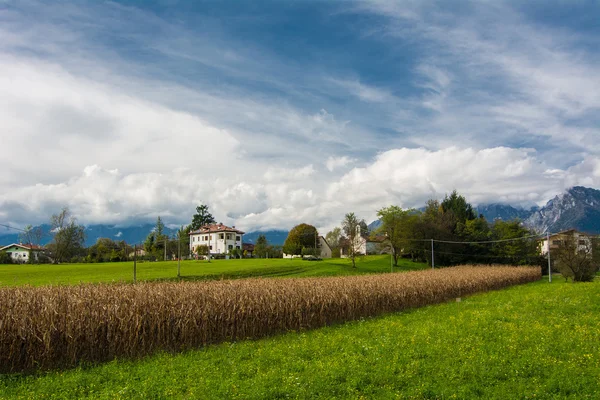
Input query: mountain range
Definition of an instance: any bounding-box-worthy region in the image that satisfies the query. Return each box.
[2,186,599,247]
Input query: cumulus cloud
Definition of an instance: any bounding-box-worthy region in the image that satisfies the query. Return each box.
[325,156,355,172]
[2,148,599,233]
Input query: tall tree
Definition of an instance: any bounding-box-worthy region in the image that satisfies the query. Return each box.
[48,207,85,263]
[19,225,44,263]
[441,190,476,232]
[376,206,419,266]
[144,216,169,260]
[342,212,361,268]
[553,235,598,282]
[190,204,216,230]
[325,227,341,248]
[254,234,269,258]
[283,224,318,256]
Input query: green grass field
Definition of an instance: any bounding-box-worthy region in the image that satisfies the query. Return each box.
[0,255,427,286]
[1,277,598,399]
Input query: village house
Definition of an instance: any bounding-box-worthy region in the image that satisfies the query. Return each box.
[340,225,388,258]
[0,243,44,263]
[189,223,244,257]
[539,229,594,256]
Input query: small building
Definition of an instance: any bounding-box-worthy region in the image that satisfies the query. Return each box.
[0,243,44,263]
[189,223,244,256]
[539,229,593,256]
[339,227,389,258]
[318,236,332,258]
[242,243,255,257]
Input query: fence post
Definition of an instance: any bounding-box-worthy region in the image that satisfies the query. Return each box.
[431,239,435,269]
[133,244,137,283]
[547,232,551,283]
[177,237,181,279]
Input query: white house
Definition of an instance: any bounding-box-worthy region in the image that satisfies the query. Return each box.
[0,243,44,263]
[539,229,593,256]
[340,225,388,258]
[189,223,244,256]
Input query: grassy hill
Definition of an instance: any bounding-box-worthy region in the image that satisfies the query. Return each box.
[1,277,597,399]
[0,255,426,287]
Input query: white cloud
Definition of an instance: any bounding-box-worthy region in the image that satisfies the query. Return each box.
[2,148,599,234]
[329,78,394,103]
[326,156,355,172]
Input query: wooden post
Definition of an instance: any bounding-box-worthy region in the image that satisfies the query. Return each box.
[431,239,435,269]
[177,236,181,279]
[133,244,137,283]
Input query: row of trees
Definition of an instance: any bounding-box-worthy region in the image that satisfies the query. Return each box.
[319,191,542,269]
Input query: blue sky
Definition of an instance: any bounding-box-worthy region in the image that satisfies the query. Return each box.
[1,0,600,232]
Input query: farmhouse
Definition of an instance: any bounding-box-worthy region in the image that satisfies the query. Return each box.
[242,243,255,257]
[340,227,388,258]
[189,223,244,256]
[0,243,44,263]
[539,229,594,256]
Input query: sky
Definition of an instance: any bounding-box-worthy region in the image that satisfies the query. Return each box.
[1,0,600,233]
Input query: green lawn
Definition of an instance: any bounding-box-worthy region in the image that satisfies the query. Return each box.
[0,255,427,286]
[1,278,598,399]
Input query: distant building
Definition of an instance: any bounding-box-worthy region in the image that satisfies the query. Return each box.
[242,243,255,257]
[339,225,388,258]
[539,229,594,256]
[189,223,244,256]
[0,243,44,263]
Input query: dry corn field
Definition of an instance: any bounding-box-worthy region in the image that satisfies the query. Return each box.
[0,265,540,373]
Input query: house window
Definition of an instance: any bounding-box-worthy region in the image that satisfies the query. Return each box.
[236,236,241,241]
[209,245,212,250]
[579,240,586,245]
[219,234,224,240]
[552,240,562,245]
[236,246,240,250]
[228,245,233,250]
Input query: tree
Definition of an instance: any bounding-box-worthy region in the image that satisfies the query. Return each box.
[283,224,319,256]
[325,227,342,258]
[441,190,476,233]
[342,213,361,268]
[553,236,599,282]
[376,206,419,266]
[490,220,538,265]
[19,224,44,263]
[0,251,12,264]
[144,216,169,260]
[325,227,341,248]
[195,244,209,260]
[190,204,216,230]
[254,234,269,258]
[48,207,85,263]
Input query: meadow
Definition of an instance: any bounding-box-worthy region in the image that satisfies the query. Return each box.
[0,255,426,286]
[1,276,597,399]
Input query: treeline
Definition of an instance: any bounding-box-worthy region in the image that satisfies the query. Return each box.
[374,191,542,267]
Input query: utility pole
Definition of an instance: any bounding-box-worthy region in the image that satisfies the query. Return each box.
[431,239,435,269]
[164,237,167,261]
[133,244,137,283]
[547,232,552,283]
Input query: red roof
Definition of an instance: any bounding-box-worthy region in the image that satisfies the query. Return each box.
[190,223,245,235]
